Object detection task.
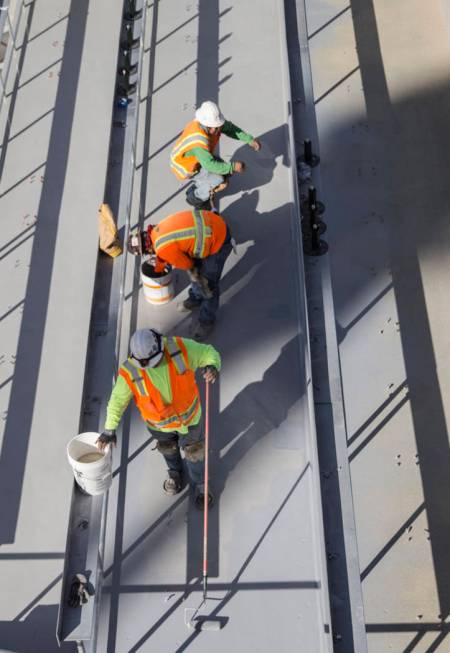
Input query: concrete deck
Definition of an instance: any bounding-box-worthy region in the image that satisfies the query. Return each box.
[305,0,450,650]
[0,1,122,650]
[95,0,332,651]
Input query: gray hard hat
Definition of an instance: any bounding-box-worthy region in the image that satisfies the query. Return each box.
[129,329,163,368]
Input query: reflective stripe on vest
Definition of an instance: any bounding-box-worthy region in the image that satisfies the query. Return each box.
[121,359,148,396]
[154,227,198,250]
[170,160,192,179]
[153,212,212,259]
[150,394,199,428]
[192,209,211,258]
[166,337,187,374]
[171,132,209,158]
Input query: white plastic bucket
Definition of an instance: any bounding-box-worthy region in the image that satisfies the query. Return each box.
[67,432,112,496]
[141,261,174,305]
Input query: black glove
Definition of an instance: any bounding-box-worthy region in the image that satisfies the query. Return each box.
[68,573,89,608]
[96,429,117,452]
[202,365,218,383]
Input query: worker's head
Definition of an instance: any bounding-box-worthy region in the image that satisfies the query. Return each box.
[127,228,154,256]
[130,328,163,368]
[195,101,225,135]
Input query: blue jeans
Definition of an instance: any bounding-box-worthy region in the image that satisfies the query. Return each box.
[149,422,204,486]
[189,227,232,325]
[193,167,225,201]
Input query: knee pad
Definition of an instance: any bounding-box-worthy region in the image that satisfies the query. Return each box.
[184,441,205,462]
[156,439,179,456]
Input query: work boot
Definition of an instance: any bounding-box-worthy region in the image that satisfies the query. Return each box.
[163,470,183,496]
[185,185,211,210]
[194,483,214,510]
[177,297,201,313]
[193,321,215,342]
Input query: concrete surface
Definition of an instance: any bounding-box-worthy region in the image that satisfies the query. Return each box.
[0,1,123,650]
[305,0,450,650]
[95,1,333,651]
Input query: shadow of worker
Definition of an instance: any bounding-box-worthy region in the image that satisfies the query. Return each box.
[191,332,306,582]
[220,123,291,198]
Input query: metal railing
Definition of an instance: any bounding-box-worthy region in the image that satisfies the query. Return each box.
[0,1,28,133]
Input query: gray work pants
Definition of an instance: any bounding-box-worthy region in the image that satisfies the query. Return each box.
[193,167,225,201]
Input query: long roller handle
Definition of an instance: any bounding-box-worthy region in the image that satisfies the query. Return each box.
[202,379,210,600]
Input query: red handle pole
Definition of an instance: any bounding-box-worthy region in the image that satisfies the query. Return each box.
[202,380,210,599]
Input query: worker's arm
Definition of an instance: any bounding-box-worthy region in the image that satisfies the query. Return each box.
[155,245,194,269]
[182,338,222,373]
[187,146,234,175]
[104,375,133,431]
[221,120,254,144]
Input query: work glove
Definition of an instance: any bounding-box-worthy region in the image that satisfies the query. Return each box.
[202,365,218,383]
[68,573,90,608]
[96,429,117,452]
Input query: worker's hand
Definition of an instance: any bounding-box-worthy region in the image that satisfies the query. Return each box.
[232,161,245,173]
[249,139,261,151]
[202,365,218,383]
[96,430,117,452]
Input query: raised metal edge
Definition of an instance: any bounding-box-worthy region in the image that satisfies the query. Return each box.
[277,0,334,650]
[56,1,148,647]
[285,0,368,650]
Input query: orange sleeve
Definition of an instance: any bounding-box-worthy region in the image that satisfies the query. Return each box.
[156,243,194,269]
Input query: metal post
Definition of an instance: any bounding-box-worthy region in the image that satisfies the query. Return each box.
[121,23,140,50]
[299,138,320,167]
[124,0,143,22]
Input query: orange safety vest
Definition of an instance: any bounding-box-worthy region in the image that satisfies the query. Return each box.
[170,120,221,180]
[151,209,227,266]
[118,337,200,431]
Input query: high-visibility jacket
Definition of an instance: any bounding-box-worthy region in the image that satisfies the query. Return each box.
[150,209,227,269]
[118,337,200,431]
[170,120,221,180]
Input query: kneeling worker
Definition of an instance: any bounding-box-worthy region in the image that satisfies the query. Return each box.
[170,100,261,208]
[128,209,232,341]
[97,328,220,507]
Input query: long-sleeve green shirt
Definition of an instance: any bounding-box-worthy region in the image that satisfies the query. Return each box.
[105,337,221,433]
[185,120,254,175]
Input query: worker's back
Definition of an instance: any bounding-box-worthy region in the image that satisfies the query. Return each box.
[150,209,227,267]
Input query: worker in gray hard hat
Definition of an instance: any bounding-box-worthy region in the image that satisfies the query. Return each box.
[170,100,261,209]
[97,328,221,507]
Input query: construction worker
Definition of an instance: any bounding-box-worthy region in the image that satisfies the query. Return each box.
[97,328,220,507]
[170,100,261,208]
[128,209,232,341]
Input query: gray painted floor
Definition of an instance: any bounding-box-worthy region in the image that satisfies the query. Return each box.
[0,1,122,651]
[96,1,332,651]
[305,0,450,651]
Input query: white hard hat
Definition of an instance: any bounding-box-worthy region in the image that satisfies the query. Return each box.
[195,101,225,128]
[130,329,163,368]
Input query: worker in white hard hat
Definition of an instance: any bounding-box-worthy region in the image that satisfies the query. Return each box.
[170,100,261,209]
[97,329,221,507]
